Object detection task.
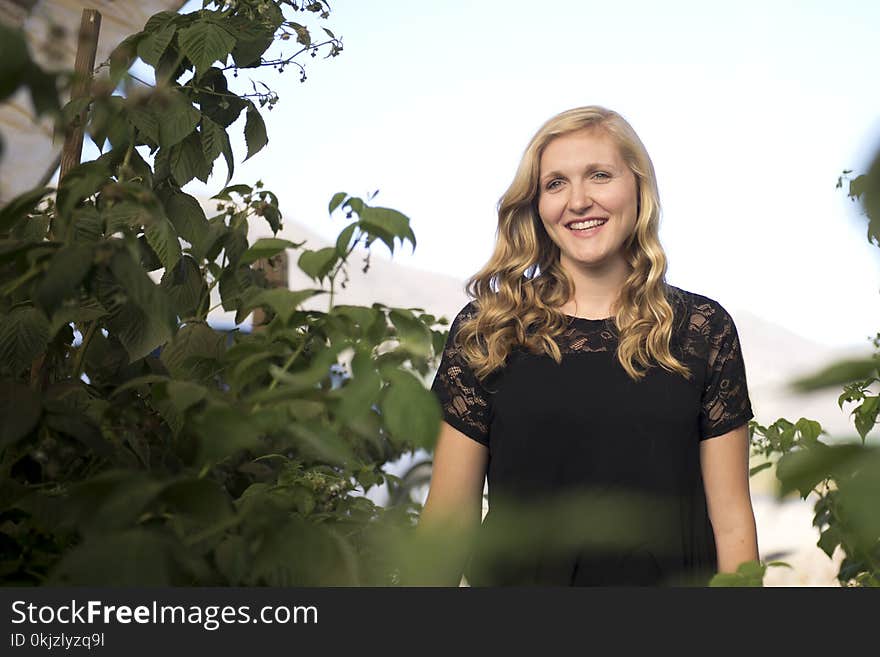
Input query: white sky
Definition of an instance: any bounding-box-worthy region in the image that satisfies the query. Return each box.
[173,0,880,349]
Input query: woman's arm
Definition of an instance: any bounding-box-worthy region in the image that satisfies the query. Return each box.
[411,421,489,586]
[700,423,760,574]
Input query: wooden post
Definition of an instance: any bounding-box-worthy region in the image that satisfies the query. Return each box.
[252,251,289,331]
[59,9,102,181]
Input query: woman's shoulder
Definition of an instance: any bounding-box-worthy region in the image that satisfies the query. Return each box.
[667,284,735,326]
[447,299,479,331]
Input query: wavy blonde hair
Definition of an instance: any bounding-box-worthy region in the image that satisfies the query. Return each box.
[456,105,693,384]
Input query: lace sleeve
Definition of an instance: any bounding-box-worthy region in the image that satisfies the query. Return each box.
[698,302,754,441]
[429,302,492,447]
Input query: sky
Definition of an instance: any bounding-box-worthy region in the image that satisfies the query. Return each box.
[167,0,880,349]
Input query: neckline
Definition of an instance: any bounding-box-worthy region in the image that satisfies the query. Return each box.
[562,313,611,324]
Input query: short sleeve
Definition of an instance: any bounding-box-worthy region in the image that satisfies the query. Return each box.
[698,303,754,441]
[429,302,493,447]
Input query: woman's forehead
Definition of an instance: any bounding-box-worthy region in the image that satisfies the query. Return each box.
[540,129,625,170]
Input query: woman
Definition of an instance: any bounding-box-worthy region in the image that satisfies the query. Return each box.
[417,105,759,586]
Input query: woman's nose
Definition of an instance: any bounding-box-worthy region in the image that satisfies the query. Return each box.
[568,183,592,212]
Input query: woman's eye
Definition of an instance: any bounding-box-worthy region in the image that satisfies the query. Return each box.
[593,171,610,180]
[546,179,562,190]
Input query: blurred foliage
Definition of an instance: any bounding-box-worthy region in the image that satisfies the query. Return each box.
[737,153,880,587]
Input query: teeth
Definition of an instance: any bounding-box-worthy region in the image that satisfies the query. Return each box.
[568,219,606,230]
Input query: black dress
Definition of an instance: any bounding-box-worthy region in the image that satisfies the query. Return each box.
[428,284,754,586]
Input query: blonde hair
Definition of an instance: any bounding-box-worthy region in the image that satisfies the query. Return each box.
[456,105,692,384]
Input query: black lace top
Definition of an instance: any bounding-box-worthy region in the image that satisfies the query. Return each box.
[429,284,754,586]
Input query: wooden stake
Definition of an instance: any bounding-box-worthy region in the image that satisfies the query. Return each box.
[59,9,102,182]
[252,251,289,331]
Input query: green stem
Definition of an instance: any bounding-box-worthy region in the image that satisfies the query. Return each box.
[73,321,99,379]
[267,340,307,392]
[328,275,335,313]
[250,340,306,412]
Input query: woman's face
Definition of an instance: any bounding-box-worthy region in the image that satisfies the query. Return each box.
[537,128,639,274]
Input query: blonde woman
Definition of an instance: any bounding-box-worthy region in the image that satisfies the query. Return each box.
[418,105,759,586]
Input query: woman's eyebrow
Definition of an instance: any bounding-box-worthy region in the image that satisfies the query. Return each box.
[540,163,618,181]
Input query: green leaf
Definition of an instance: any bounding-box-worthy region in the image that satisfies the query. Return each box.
[128,103,161,144]
[103,200,153,235]
[328,192,347,215]
[0,186,53,233]
[242,288,325,325]
[101,251,175,362]
[256,341,347,400]
[48,529,182,585]
[56,161,111,221]
[145,215,181,272]
[136,23,176,68]
[389,308,433,359]
[335,222,358,256]
[333,346,381,424]
[853,395,879,441]
[71,205,103,243]
[748,461,773,477]
[331,305,383,335]
[34,243,94,316]
[143,10,178,32]
[860,148,880,248]
[109,374,170,398]
[177,21,236,78]
[789,358,879,393]
[775,443,865,499]
[243,102,268,161]
[161,190,209,248]
[220,128,235,185]
[708,560,765,587]
[240,238,298,265]
[297,247,338,283]
[287,419,357,468]
[212,184,252,200]
[0,306,49,375]
[817,526,841,559]
[833,447,880,551]
[170,132,210,186]
[160,322,225,380]
[43,406,117,461]
[109,32,143,83]
[358,206,417,256]
[199,114,225,163]
[156,89,201,149]
[195,69,246,128]
[290,22,311,47]
[192,402,263,466]
[165,380,207,415]
[158,477,234,525]
[11,212,49,243]
[379,368,442,449]
[231,30,274,68]
[49,297,107,338]
[0,382,41,449]
[160,255,206,319]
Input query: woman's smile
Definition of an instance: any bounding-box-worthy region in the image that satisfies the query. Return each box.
[537,127,638,270]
